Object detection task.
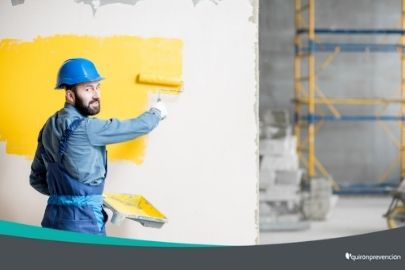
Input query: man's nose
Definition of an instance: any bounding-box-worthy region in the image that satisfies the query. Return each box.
[93,89,100,99]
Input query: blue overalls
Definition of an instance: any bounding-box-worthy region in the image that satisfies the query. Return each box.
[30,103,161,234]
[40,119,108,235]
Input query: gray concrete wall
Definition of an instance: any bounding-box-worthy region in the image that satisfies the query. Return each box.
[260,0,403,185]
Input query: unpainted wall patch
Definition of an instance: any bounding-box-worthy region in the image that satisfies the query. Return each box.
[75,0,143,14]
[11,0,25,6]
[9,0,226,13]
[249,0,258,23]
[192,0,223,6]
[73,0,223,14]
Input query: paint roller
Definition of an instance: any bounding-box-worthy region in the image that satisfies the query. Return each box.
[136,73,183,101]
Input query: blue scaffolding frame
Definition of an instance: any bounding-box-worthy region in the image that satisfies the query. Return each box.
[294,0,405,194]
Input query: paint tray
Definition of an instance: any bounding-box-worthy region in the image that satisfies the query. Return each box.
[103,192,167,229]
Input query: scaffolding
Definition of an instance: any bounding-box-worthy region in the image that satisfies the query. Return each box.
[294,0,405,191]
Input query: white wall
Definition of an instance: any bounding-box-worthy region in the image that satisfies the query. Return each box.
[0,0,258,245]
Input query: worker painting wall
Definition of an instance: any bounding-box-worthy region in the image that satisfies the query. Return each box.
[0,0,258,245]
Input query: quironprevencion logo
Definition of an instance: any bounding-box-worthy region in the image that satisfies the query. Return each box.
[345,252,401,262]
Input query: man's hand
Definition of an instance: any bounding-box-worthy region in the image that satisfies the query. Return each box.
[151,100,168,120]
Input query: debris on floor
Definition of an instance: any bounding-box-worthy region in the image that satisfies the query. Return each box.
[259,110,310,231]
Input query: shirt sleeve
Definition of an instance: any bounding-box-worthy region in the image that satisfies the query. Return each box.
[86,108,162,146]
[29,130,50,195]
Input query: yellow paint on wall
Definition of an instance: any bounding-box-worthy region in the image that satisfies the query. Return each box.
[0,35,182,164]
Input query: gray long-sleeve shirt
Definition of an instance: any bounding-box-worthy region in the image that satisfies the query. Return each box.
[30,103,161,195]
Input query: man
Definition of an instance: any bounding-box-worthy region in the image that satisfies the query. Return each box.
[29,58,167,235]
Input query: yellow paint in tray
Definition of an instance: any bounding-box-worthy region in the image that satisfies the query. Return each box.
[103,192,167,228]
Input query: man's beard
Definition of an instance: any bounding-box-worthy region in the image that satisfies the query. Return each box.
[75,96,100,116]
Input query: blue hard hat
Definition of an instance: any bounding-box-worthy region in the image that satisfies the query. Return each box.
[55,58,105,89]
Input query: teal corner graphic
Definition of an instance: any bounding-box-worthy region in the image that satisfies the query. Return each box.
[0,220,214,248]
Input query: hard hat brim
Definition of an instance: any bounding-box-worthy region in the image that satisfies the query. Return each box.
[55,77,105,90]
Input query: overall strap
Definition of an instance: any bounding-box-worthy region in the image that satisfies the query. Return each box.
[58,118,85,162]
[37,125,47,159]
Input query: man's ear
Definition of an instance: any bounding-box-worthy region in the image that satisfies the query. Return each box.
[65,90,75,104]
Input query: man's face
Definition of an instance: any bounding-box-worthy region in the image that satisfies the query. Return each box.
[72,81,101,116]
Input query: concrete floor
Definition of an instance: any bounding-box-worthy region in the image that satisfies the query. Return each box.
[259,195,393,245]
